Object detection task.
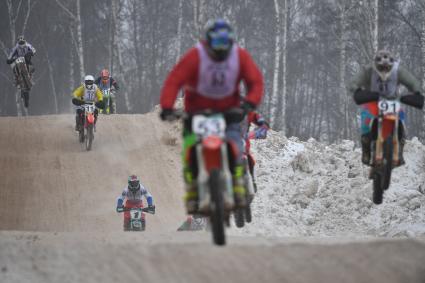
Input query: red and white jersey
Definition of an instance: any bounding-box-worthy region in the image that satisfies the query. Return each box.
[160,41,264,114]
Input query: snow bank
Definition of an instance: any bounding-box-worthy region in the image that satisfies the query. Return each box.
[234,132,425,238]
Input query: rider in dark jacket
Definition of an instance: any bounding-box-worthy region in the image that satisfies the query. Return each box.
[6,36,36,86]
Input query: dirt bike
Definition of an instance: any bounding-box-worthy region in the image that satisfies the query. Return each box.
[99,88,115,114]
[354,91,424,204]
[78,102,97,151]
[169,108,245,245]
[11,57,32,108]
[234,124,267,228]
[117,206,155,231]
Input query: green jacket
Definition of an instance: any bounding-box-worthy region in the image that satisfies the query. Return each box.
[348,64,422,96]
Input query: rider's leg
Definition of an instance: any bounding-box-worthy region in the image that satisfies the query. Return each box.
[75,109,83,131]
[182,122,199,214]
[360,108,375,165]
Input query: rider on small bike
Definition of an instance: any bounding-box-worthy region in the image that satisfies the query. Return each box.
[159,19,264,214]
[6,35,36,88]
[95,69,119,114]
[71,75,104,131]
[244,111,269,192]
[349,50,423,165]
[116,175,155,231]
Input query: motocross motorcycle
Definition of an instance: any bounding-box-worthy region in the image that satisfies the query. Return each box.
[171,108,245,245]
[78,102,97,151]
[117,206,155,231]
[354,91,424,204]
[234,122,268,228]
[99,88,115,114]
[11,57,32,108]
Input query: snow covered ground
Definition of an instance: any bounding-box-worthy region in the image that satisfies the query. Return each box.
[232,131,425,238]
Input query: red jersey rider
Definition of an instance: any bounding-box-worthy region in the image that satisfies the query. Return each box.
[244,112,269,192]
[159,19,264,214]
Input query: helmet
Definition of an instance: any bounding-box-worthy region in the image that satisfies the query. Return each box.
[100,69,110,84]
[205,19,234,61]
[17,35,26,46]
[374,50,395,81]
[128,175,140,193]
[84,75,95,90]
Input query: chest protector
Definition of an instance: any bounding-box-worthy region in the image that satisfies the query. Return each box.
[98,78,111,91]
[196,42,240,99]
[123,186,147,202]
[84,85,98,102]
[371,62,399,98]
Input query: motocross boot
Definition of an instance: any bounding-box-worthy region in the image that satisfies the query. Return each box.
[233,165,247,208]
[75,115,80,132]
[361,133,372,165]
[183,167,198,214]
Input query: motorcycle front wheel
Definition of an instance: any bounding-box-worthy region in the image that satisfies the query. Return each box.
[85,124,94,151]
[209,169,226,246]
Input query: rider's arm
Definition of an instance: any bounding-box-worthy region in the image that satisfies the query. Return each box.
[348,66,372,94]
[239,48,264,107]
[398,66,423,94]
[110,77,119,90]
[160,47,198,109]
[141,186,153,206]
[72,85,85,99]
[7,46,18,62]
[95,87,103,101]
[27,43,36,55]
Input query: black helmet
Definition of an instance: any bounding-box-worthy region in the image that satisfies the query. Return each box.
[205,19,234,61]
[17,35,26,46]
[374,50,395,81]
[128,175,140,193]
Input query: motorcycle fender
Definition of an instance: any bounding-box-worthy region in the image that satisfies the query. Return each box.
[87,113,95,124]
[202,136,223,172]
[381,118,395,141]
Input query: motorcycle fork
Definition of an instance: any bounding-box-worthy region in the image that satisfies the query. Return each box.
[196,142,234,212]
[392,116,400,166]
[375,115,384,165]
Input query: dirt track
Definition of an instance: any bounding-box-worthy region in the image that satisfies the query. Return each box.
[0,114,424,283]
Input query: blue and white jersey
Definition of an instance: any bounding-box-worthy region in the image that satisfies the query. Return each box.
[117,183,153,206]
[8,43,36,61]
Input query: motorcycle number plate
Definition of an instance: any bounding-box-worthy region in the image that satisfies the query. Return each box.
[82,104,96,113]
[102,89,110,97]
[192,115,226,138]
[15,57,25,64]
[378,99,400,115]
[130,210,141,220]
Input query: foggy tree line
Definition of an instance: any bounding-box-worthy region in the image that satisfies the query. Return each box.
[1,0,425,142]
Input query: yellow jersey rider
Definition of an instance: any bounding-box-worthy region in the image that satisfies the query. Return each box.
[71,75,104,131]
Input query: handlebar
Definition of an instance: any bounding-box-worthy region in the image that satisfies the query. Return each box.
[117,206,155,214]
[353,90,424,109]
[167,107,247,124]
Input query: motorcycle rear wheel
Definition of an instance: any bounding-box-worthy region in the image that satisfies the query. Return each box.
[209,169,226,246]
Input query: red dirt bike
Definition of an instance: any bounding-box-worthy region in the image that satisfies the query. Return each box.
[354,91,424,204]
[169,108,245,245]
[78,102,97,151]
[117,204,155,231]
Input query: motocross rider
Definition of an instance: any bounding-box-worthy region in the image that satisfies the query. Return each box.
[349,50,423,165]
[95,69,119,114]
[116,175,155,231]
[159,19,264,214]
[6,35,36,88]
[71,75,104,131]
[244,111,269,192]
